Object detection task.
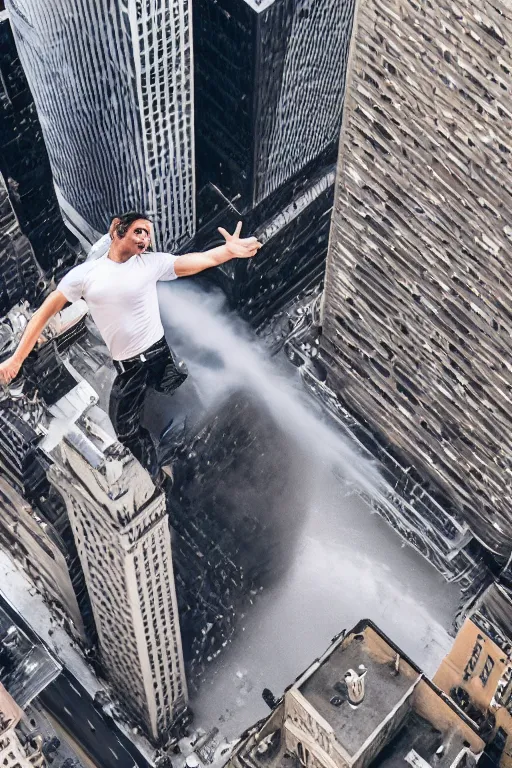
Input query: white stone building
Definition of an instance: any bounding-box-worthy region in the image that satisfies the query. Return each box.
[48,440,188,744]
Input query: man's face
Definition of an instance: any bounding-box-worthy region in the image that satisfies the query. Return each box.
[125,219,152,254]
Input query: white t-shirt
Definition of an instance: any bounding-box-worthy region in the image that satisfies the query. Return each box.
[57,251,178,361]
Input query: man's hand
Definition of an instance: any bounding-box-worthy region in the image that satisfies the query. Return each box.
[174,223,262,277]
[0,290,68,385]
[218,222,262,259]
[0,356,22,386]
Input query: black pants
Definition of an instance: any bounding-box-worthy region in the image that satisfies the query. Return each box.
[108,337,188,476]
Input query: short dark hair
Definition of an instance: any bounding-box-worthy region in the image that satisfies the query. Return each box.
[114,211,151,238]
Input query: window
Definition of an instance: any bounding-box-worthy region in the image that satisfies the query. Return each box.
[479,655,495,687]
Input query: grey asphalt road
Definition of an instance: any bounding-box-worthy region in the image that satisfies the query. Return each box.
[0,593,151,768]
[40,672,152,768]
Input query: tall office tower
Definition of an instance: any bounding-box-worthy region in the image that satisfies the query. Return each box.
[195,0,352,208]
[191,0,355,323]
[0,11,76,283]
[6,0,195,251]
[319,0,512,576]
[48,441,188,745]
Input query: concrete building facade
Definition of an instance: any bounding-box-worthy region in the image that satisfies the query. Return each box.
[6,0,195,251]
[48,441,188,745]
[319,0,512,567]
[0,10,77,284]
[0,476,86,640]
[435,581,512,768]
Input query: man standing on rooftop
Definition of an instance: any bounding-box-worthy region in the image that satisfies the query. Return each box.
[0,213,262,478]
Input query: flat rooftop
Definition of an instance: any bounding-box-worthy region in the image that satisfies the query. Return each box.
[237,623,482,768]
[299,629,421,757]
[0,601,61,707]
[372,710,469,768]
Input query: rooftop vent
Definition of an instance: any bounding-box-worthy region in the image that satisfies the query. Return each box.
[345,665,367,708]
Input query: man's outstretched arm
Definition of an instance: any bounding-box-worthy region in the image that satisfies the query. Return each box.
[174,222,262,278]
[0,290,69,384]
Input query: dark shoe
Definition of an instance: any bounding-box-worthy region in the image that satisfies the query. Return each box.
[161,463,174,484]
[152,466,173,491]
